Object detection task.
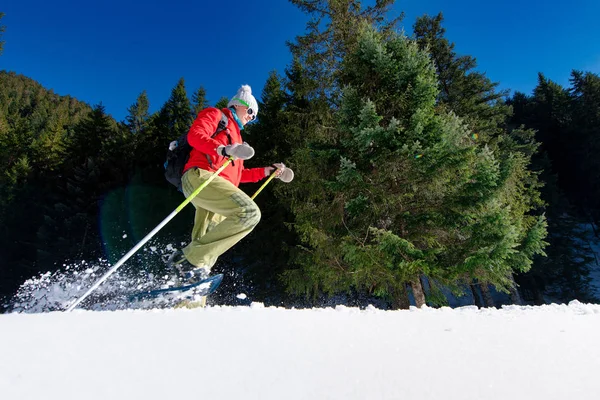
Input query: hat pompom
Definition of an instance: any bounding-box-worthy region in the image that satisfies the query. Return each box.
[239,84,252,95]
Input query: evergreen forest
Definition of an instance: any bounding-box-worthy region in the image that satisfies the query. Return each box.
[1,2,599,310]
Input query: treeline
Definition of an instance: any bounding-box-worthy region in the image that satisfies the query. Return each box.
[1,2,599,309]
[0,70,233,304]
[509,71,600,303]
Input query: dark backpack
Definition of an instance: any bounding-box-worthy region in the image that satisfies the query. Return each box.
[164,110,229,192]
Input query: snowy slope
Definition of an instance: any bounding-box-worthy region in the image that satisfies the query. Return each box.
[2,302,600,400]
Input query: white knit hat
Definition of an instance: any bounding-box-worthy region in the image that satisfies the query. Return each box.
[228,84,259,117]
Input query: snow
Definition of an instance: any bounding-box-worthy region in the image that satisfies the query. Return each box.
[3,238,600,399]
[2,302,600,399]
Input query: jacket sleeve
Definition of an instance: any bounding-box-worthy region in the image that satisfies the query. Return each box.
[187,107,223,156]
[241,167,267,183]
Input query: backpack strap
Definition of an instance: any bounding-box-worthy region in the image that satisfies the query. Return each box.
[205,110,231,168]
[213,111,230,139]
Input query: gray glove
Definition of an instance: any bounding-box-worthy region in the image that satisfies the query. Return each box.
[265,163,294,183]
[217,142,255,160]
[278,166,294,183]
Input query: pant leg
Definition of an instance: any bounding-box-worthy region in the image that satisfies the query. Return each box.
[181,168,261,269]
[191,209,226,241]
[191,207,213,241]
[207,213,226,235]
[190,208,226,270]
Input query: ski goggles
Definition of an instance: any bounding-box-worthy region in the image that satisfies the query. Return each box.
[234,98,256,121]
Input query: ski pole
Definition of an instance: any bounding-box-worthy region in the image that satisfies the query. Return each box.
[65,158,233,312]
[251,165,294,199]
[251,172,278,200]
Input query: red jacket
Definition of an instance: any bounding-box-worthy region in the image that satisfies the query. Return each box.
[184,107,265,187]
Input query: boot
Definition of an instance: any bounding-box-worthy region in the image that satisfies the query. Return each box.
[166,250,210,282]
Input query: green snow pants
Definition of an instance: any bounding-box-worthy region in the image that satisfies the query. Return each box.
[181,167,261,271]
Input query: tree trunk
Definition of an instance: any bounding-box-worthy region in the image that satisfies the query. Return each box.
[530,276,546,305]
[480,283,495,308]
[508,273,522,305]
[410,276,426,308]
[391,284,411,310]
[420,275,430,294]
[470,283,483,308]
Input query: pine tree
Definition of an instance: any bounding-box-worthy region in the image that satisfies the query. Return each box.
[125,90,150,135]
[149,78,194,177]
[248,72,290,160]
[192,86,209,116]
[288,0,401,104]
[70,104,115,164]
[29,103,71,173]
[163,78,193,139]
[281,24,461,306]
[67,103,134,201]
[215,97,229,109]
[524,74,571,167]
[279,3,547,308]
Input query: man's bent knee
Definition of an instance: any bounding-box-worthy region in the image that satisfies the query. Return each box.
[242,202,261,228]
[231,192,261,228]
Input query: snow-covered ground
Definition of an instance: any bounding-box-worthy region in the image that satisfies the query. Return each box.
[3,237,600,400]
[2,302,600,400]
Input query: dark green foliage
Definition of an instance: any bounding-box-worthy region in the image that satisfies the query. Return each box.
[136,78,194,187]
[412,13,549,304]
[0,1,596,310]
[126,91,150,135]
[288,0,401,106]
[192,86,209,116]
[0,71,93,301]
[508,73,600,303]
[214,97,229,109]
[232,72,298,299]
[0,70,219,305]
[277,2,547,308]
[155,78,193,141]
[519,213,597,304]
[30,104,136,285]
[567,71,600,224]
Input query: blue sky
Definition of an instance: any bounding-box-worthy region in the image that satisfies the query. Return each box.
[1,0,599,122]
